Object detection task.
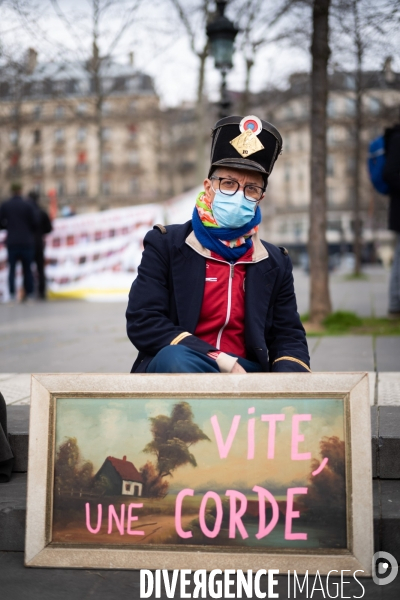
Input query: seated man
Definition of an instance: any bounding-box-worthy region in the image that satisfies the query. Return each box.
[126,115,310,374]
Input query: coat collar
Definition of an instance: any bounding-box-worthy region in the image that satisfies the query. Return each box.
[184,229,269,263]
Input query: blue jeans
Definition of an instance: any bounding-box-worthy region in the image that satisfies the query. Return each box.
[7,245,35,297]
[146,345,262,373]
[389,234,400,313]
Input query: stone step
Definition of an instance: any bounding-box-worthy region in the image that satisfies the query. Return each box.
[0,472,26,551]
[6,405,400,478]
[7,406,29,473]
[1,472,399,559]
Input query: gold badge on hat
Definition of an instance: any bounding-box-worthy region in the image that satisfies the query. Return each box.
[230,115,264,157]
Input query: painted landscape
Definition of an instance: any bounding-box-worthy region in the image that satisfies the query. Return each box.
[52,397,347,550]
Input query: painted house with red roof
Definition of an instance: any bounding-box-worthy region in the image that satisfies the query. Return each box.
[95,455,143,496]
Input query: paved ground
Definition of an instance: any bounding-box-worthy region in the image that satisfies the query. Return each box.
[294,264,391,317]
[0,263,399,407]
[0,264,397,374]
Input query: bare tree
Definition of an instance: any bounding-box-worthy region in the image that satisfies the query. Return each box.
[0,47,42,195]
[232,0,301,115]
[308,0,332,325]
[48,0,143,208]
[331,0,400,275]
[169,0,213,184]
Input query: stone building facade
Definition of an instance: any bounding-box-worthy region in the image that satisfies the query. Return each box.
[250,66,400,261]
[0,54,160,213]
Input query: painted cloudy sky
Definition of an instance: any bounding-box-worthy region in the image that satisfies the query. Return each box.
[55,397,344,492]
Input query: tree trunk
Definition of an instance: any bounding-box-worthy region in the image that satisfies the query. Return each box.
[352,0,363,276]
[308,0,332,325]
[195,45,208,184]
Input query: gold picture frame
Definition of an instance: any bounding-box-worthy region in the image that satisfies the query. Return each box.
[25,372,373,574]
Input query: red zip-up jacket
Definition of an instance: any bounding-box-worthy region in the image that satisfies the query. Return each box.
[194,246,254,358]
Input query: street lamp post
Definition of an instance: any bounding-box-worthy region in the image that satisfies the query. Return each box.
[206,1,239,119]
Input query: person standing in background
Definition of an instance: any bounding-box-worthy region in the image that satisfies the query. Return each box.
[383,124,400,318]
[0,183,37,303]
[27,190,53,300]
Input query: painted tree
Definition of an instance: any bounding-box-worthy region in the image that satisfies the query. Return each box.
[302,435,346,520]
[308,0,332,325]
[140,461,170,498]
[54,436,95,492]
[143,401,210,479]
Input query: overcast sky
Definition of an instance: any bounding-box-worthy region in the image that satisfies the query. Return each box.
[0,0,398,108]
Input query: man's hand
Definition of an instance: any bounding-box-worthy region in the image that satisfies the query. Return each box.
[230,361,246,374]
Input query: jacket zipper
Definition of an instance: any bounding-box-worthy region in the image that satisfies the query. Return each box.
[216,263,234,349]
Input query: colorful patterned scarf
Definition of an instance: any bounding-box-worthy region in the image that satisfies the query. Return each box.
[195,191,259,248]
[192,191,261,262]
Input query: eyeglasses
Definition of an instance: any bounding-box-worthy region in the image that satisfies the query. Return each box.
[210,176,265,203]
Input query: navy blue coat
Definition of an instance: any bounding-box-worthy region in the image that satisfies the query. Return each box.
[126,221,310,373]
[0,195,38,247]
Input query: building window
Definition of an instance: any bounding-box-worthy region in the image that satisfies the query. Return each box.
[102,101,112,115]
[102,180,111,195]
[10,151,19,167]
[278,222,288,234]
[101,151,111,166]
[53,81,65,94]
[33,129,41,144]
[33,105,42,120]
[57,181,65,196]
[55,105,65,119]
[347,156,356,175]
[327,98,335,118]
[346,97,356,116]
[76,151,87,172]
[369,97,381,115]
[77,179,87,196]
[32,181,42,194]
[55,128,65,143]
[77,127,86,142]
[125,483,131,492]
[293,222,303,238]
[55,155,65,171]
[76,102,87,115]
[101,127,111,141]
[348,187,356,204]
[32,155,42,171]
[129,150,139,165]
[128,124,137,140]
[326,155,335,177]
[9,129,18,145]
[284,163,291,182]
[130,178,139,193]
[284,104,294,119]
[327,187,335,205]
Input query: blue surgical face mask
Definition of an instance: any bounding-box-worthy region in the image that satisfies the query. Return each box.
[212,189,257,229]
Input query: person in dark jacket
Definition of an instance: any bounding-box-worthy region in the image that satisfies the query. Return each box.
[383,124,400,317]
[27,190,53,300]
[0,183,37,302]
[0,393,14,483]
[126,115,310,374]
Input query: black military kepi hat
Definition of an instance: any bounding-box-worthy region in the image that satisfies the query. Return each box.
[208,115,282,183]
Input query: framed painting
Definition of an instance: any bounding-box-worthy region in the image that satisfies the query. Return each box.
[25,373,373,574]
